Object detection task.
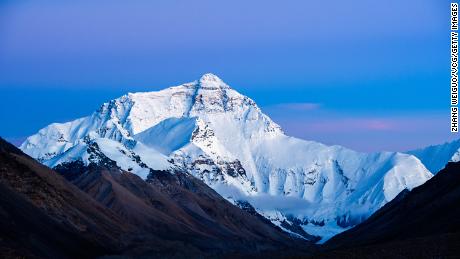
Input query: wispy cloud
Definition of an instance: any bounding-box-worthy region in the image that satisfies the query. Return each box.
[309,118,395,132]
[266,102,322,111]
[269,112,455,152]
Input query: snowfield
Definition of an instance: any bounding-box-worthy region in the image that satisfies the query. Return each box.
[21,73,433,242]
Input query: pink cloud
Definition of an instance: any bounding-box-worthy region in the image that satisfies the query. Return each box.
[269,102,321,111]
[367,120,393,130]
[271,113,454,152]
[307,118,396,132]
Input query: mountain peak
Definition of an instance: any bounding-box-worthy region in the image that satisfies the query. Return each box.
[199,73,222,82]
[20,74,432,243]
[197,73,230,90]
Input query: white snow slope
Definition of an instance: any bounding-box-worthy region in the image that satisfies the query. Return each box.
[407,139,460,174]
[20,73,433,242]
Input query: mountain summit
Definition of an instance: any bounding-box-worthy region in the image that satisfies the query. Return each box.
[20,74,432,242]
[197,73,230,89]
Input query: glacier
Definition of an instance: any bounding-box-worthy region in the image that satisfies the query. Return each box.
[20,73,433,242]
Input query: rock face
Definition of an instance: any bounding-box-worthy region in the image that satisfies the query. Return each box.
[20,73,433,241]
[322,161,460,258]
[0,137,308,258]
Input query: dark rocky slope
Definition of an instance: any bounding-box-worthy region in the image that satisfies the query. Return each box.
[317,161,460,258]
[0,138,126,258]
[0,137,312,258]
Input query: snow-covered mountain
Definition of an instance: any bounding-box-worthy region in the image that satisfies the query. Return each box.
[407,139,460,174]
[20,73,432,242]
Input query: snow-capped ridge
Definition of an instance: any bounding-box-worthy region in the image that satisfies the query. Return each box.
[407,138,460,174]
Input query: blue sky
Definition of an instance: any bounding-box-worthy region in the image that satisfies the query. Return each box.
[0,0,455,151]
